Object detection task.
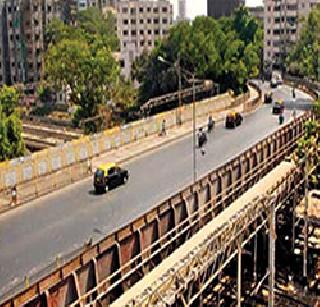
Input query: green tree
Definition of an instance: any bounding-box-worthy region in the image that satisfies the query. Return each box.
[77,8,119,51]
[0,86,25,161]
[45,37,119,133]
[287,6,320,79]
[133,8,262,103]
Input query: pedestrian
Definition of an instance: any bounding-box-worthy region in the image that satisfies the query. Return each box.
[198,127,207,156]
[292,88,296,99]
[160,119,166,136]
[207,115,214,134]
[87,159,92,174]
[11,185,17,207]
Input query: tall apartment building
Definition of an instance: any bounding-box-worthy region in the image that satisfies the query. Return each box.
[207,0,244,19]
[263,0,320,68]
[77,0,117,11]
[117,0,173,79]
[177,0,186,20]
[0,1,7,85]
[248,6,263,24]
[2,0,64,86]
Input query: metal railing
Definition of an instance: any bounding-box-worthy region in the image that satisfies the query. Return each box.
[71,118,305,305]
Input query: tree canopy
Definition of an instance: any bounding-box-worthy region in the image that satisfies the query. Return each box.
[287,6,320,80]
[133,7,262,104]
[0,86,25,161]
[43,8,135,134]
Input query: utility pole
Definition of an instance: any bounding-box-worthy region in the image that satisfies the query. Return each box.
[177,54,182,125]
[303,153,309,292]
[192,73,196,183]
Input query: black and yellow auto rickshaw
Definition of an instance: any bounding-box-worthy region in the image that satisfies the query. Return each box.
[93,162,129,194]
[272,100,285,115]
[225,112,243,129]
[264,92,272,104]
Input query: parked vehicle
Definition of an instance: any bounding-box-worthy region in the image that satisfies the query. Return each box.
[271,78,277,88]
[272,100,285,114]
[264,92,273,104]
[225,112,243,129]
[93,162,129,194]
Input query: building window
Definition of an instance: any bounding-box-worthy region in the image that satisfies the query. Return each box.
[147,7,151,12]
[148,29,152,35]
[154,18,159,24]
[123,30,128,35]
[267,52,271,57]
[162,7,168,12]
[123,19,129,25]
[140,40,144,46]
[162,18,168,24]
[267,29,271,34]
[130,7,136,14]
[131,30,136,35]
[139,29,144,35]
[153,7,158,13]
[139,7,143,12]
[147,19,152,24]
[140,19,144,24]
[148,40,152,46]
[267,6,271,11]
[120,60,125,68]
[131,19,136,24]
[122,7,128,13]
[154,29,159,35]
[267,40,271,46]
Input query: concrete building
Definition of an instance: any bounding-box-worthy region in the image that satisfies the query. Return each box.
[263,0,320,69]
[2,0,65,86]
[77,0,117,12]
[207,0,244,19]
[117,0,173,79]
[177,0,186,20]
[248,6,263,24]
[0,1,8,85]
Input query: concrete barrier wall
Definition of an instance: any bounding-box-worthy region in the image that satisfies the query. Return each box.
[0,115,307,307]
[0,92,237,210]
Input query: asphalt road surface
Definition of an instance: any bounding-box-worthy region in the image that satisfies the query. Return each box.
[0,84,313,296]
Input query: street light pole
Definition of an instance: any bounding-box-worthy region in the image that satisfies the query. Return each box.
[192,73,196,183]
[157,55,197,183]
[178,54,182,125]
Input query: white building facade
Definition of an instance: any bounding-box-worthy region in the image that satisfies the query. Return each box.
[117,0,173,79]
[263,0,320,68]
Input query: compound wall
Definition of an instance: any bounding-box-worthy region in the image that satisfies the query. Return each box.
[0,91,252,211]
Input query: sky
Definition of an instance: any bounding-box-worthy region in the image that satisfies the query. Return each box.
[171,0,263,19]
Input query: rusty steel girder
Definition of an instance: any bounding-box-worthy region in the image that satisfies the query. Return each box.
[110,166,301,306]
[0,115,308,307]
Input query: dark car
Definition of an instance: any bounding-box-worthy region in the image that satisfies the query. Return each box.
[271,78,277,89]
[264,93,273,104]
[94,162,129,194]
[225,112,243,129]
[272,101,285,115]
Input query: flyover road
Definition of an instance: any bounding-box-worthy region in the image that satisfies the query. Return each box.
[0,84,313,295]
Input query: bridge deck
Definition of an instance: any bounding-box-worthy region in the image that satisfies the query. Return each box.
[112,161,295,306]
